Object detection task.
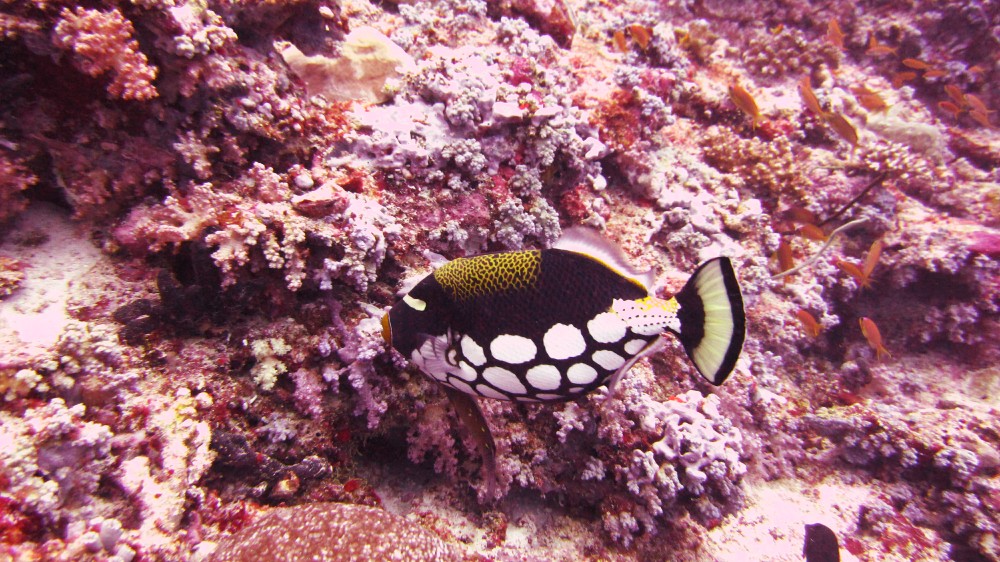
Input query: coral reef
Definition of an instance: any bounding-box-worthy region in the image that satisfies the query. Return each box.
[0,0,997,560]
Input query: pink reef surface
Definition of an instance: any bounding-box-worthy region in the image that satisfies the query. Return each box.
[0,0,998,560]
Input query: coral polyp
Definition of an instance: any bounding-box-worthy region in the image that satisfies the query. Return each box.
[0,0,996,560]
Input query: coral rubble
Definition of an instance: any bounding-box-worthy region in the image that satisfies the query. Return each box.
[0,0,997,560]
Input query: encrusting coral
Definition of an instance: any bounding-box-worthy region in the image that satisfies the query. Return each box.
[208,502,475,562]
[0,0,997,559]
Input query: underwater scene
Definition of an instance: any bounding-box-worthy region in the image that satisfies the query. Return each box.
[0,0,997,560]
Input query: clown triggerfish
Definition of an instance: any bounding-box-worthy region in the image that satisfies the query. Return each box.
[381,228,745,493]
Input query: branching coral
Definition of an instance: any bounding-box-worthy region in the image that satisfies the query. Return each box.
[52,7,158,101]
[700,125,803,198]
[742,26,840,80]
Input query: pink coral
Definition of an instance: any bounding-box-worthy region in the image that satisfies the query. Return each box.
[52,7,158,101]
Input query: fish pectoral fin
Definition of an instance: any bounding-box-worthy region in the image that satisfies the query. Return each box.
[603,338,668,401]
[443,386,497,500]
[415,332,464,378]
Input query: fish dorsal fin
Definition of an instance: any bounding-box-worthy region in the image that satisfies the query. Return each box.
[553,227,656,291]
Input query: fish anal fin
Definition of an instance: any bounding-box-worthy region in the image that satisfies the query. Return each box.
[443,386,497,500]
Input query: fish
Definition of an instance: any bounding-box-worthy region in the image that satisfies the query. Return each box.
[804,523,841,562]
[944,84,966,106]
[937,100,964,120]
[964,93,992,116]
[382,228,746,492]
[728,83,761,129]
[836,259,867,287]
[970,110,993,128]
[901,58,931,70]
[890,71,917,88]
[627,24,653,50]
[866,36,897,56]
[863,239,883,281]
[799,77,825,117]
[798,223,828,242]
[852,84,889,112]
[823,112,859,147]
[827,19,845,50]
[922,68,947,79]
[775,239,795,281]
[796,310,822,338]
[859,317,890,360]
[612,30,628,53]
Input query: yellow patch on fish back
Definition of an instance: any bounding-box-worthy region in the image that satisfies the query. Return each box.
[630,296,679,314]
[434,250,541,301]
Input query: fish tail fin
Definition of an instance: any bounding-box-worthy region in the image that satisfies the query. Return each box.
[675,257,746,385]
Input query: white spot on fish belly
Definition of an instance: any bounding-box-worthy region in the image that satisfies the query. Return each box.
[456,361,478,381]
[490,334,537,364]
[624,338,648,355]
[525,364,561,390]
[448,378,474,395]
[566,363,597,385]
[476,384,509,400]
[592,349,625,370]
[461,335,486,366]
[587,312,627,343]
[483,366,527,394]
[543,323,586,360]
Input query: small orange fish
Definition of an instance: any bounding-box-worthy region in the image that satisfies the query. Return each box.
[824,112,858,147]
[798,223,828,242]
[944,85,966,106]
[613,30,628,53]
[859,317,890,360]
[938,101,964,119]
[852,86,888,112]
[964,93,992,115]
[857,94,888,112]
[728,83,761,129]
[901,58,931,70]
[627,24,653,50]
[770,24,784,35]
[968,64,987,75]
[867,36,897,56]
[922,69,948,79]
[863,239,883,280]
[970,110,993,128]
[836,259,867,288]
[796,310,822,338]
[890,71,918,88]
[799,77,824,116]
[788,207,819,225]
[827,19,845,50]
[775,239,795,280]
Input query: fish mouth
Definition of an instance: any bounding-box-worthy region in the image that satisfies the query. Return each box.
[380,313,392,345]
